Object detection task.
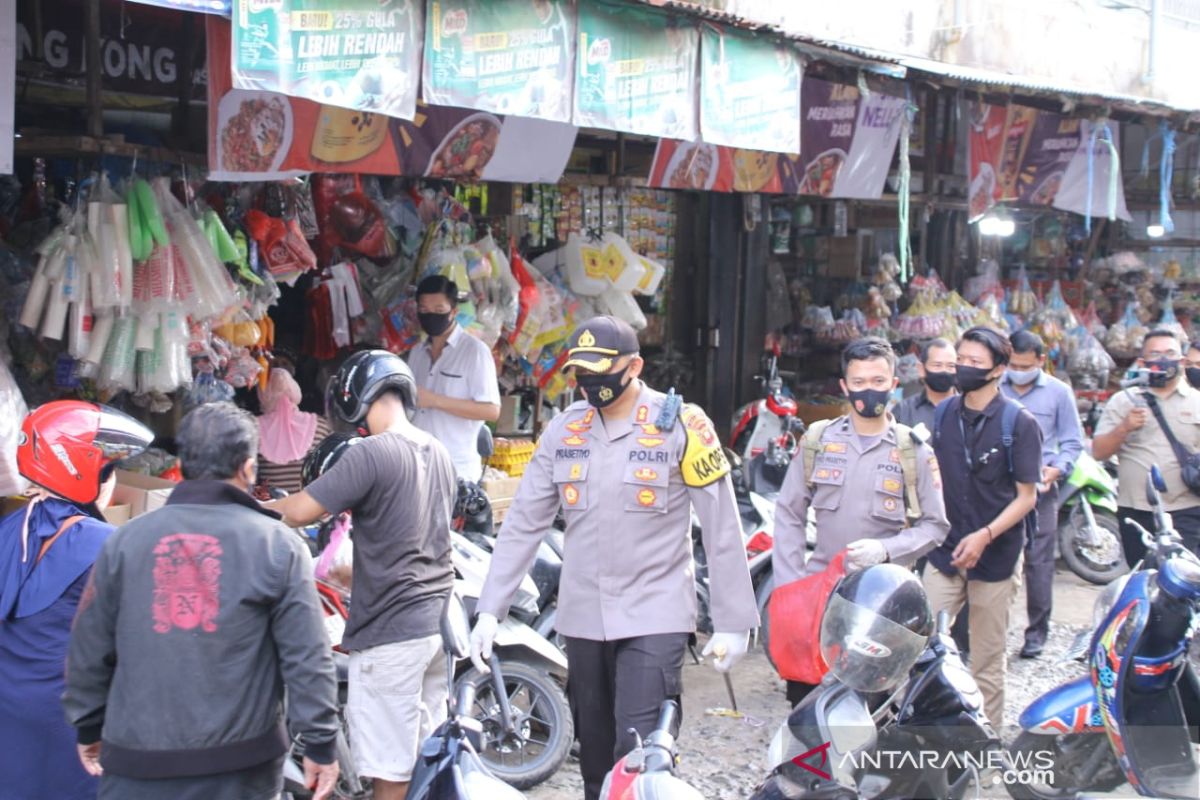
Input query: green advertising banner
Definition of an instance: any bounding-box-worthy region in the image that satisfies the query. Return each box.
[231,0,422,120]
[573,2,698,140]
[700,27,801,154]
[422,0,575,122]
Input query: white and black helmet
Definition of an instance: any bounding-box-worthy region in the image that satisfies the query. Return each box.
[330,349,418,425]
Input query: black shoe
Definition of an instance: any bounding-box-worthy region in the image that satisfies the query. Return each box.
[1020,642,1044,659]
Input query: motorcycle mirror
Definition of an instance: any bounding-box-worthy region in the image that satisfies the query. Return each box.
[440,592,471,659]
[1150,465,1168,494]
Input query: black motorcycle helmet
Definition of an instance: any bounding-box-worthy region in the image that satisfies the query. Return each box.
[302,432,365,487]
[819,564,933,693]
[330,349,418,425]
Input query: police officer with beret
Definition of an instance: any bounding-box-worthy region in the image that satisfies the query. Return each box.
[471,316,759,800]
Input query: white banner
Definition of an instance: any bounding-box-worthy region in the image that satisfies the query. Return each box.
[833,93,905,199]
[1053,120,1131,223]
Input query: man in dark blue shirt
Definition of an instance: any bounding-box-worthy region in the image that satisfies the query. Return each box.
[927,326,1042,729]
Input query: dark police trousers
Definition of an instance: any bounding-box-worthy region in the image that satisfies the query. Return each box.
[1023,484,1058,648]
[564,632,689,800]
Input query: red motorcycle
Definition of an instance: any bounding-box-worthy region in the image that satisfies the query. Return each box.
[730,343,803,462]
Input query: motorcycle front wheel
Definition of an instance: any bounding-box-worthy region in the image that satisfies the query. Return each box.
[1057,507,1129,586]
[456,661,574,790]
[1004,732,1124,800]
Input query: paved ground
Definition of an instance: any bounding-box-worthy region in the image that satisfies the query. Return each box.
[527,566,1116,800]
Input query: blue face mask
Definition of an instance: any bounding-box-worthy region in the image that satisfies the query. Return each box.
[1007,367,1040,386]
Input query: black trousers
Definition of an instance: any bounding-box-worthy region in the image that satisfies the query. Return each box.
[1023,485,1059,648]
[1118,505,1200,566]
[564,632,689,800]
[786,680,817,707]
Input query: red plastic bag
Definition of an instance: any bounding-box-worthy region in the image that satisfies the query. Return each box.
[768,551,848,683]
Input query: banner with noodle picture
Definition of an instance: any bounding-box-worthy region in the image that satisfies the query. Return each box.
[647,78,903,198]
[208,16,577,182]
[699,25,801,153]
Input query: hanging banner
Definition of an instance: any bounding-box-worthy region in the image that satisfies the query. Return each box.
[208,17,577,182]
[1,0,13,175]
[1053,120,1131,222]
[231,0,422,120]
[573,2,698,140]
[422,0,575,123]
[967,103,1008,221]
[647,79,901,198]
[1014,112,1082,207]
[699,26,801,153]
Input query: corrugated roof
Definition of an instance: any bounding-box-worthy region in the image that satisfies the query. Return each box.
[631,0,1200,117]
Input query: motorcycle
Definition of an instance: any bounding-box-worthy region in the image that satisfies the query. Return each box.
[599,700,703,799]
[752,568,1001,800]
[1007,466,1200,800]
[731,343,804,462]
[1055,451,1129,585]
[287,531,573,795]
[408,591,526,800]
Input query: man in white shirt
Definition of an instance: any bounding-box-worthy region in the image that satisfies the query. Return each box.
[407,276,501,483]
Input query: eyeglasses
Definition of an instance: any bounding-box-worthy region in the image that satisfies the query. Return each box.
[846,376,893,391]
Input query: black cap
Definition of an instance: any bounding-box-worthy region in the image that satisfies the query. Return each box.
[563,316,640,374]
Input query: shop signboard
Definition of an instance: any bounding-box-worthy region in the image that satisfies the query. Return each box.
[573,2,698,140]
[15,0,207,102]
[647,78,902,198]
[230,0,423,121]
[422,0,576,123]
[209,17,577,182]
[699,26,800,153]
[1014,112,1082,207]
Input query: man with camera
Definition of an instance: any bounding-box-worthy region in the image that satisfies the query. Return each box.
[1095,329,1200,563]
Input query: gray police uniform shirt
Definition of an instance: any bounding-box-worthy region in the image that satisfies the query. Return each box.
[772,416,950,586]
[477,385,760,641]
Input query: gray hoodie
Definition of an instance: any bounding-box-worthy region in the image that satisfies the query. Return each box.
[63,480,338,779]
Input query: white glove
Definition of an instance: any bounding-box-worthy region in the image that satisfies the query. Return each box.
[846,539,888,571]
[702,631,749,673]
[469,613,499,674]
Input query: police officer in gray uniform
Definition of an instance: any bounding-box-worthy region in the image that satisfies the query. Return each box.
[773,337,950,705]
[471,316,758,799]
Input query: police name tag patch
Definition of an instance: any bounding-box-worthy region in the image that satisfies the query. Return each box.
[681,404,730,487]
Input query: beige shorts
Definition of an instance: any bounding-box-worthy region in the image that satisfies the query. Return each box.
[346,634,448,782]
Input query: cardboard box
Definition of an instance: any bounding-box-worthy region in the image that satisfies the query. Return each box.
[112,470,178,518]
[103,504,132,525]
[481,475,522,501]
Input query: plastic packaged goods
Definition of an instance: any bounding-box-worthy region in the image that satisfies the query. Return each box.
[1105,302,1149,360]
[67,270,93,361]
[633,254,666,296]
[602,233,648,293]
[596,286,647,331]
[98,315,139,392]
[85,311,115,365]
[0,358,29,496]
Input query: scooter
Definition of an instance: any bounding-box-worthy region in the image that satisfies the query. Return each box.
[1055,451,1129,585]
[599,701,704,800]
[731,343,804,462]
[752,599,1000,798]
[1006,466,1200,800]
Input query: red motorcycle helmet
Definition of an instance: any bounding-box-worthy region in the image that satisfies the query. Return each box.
[16,400,154,506]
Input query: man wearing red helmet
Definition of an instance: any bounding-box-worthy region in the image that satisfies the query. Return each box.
[0,400,153,800]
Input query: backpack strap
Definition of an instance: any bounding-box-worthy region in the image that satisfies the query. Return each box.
[891,423,923,522]
[37,515,87,564]
[1000,400,1020,476]
[802,418,837,488]
[932,395,958,445]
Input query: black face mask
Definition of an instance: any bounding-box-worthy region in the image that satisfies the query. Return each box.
[1186,367,1200,390]
[955,365,997,394]
[923,371,956,394]
[1146,358,1181,388]
[847,388,890,418]
[418,311,455,337]
[576,366,632,409]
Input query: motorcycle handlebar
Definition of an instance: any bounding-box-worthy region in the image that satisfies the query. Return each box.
[655,700,679,735]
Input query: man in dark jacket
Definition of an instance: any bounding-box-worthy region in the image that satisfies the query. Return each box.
[63,402,340,800]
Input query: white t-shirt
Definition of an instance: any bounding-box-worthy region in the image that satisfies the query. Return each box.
[408,324,501,483]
